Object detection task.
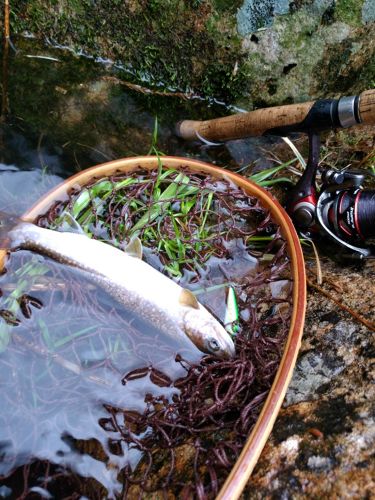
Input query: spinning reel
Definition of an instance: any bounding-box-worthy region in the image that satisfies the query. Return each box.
[287,131,375,259]
[177,89,375,258]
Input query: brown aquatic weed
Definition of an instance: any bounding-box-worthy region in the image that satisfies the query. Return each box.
[0,166,293,498]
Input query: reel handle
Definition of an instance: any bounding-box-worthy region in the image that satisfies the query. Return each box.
[176,89,375,142]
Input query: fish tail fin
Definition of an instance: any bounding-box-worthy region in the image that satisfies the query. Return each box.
[0,211,23,249]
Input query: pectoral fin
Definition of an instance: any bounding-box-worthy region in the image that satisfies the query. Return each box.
[179,288,199,309]
[124,236,143,259]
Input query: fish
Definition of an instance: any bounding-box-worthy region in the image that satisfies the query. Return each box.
[0,214,235,359]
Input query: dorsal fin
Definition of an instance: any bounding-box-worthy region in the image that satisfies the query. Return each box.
[179,288,199,309]
[124,236,143,259]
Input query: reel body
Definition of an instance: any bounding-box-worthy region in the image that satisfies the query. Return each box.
[287,133,375,259]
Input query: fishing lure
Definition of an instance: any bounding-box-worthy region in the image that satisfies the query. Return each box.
[224,286,240,336]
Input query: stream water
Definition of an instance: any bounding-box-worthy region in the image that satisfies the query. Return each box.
[0,37,290,498]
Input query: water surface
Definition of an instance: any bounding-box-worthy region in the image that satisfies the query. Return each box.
[0,37,287,498]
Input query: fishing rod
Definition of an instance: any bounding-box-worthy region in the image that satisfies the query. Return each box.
[176,89,375,259]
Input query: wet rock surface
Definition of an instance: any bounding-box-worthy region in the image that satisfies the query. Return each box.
[244,258,375,498]
[5,1,375,106]
[237,0,375,105]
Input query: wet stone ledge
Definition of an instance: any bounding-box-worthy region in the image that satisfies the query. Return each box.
[4,0,375,106]
[244,258,375,499]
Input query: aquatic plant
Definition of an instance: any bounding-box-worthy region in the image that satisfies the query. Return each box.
[42,167,276,279]
[0,257,47,350]
[0,165,292,498]
[20,167,291,497]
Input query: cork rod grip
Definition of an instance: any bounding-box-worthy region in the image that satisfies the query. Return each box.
[176,100,315,141]
[176,89,375,142]
[359,89,375,125]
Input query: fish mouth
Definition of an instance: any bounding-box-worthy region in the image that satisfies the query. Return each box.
[221,341,236,360]
[217,329,236,359]
[182,313,236,359]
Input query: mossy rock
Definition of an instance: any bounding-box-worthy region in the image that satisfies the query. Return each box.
[3,0,375,105]
[7,0,246,102]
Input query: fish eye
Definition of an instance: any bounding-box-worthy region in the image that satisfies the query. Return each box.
[208,338,220,352]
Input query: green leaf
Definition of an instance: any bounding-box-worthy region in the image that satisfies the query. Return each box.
[147,116,159,155]
[281,137,306,168]
[164,263,182,277]
[181,198,196,214]
[113,177,141,190]
[199,191,214,236]
[72,190,91,218]
[0,323,10,352]
[131,203,162,232]
[249,158,296,184]
[131,172,189,231]
[158,172,189,200]
[53,325,98,349]
[39,318,53,350]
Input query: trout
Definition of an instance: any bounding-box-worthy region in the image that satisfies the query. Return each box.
[2,216,235,359]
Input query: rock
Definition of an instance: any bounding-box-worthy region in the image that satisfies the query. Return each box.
[244,258,375,499]
[238,1,375,106]
[284,350,346,406]
[237,0,290,35]
[362,0,375,24]
[7,1,375,105]
[307,455,333,471]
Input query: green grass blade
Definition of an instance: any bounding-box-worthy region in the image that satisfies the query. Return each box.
[281,137,306,168]
[199,191,214,236]
[39,318,54,350]
[0,323,10,353]
[249,158,296,185]
[53,325,98,349]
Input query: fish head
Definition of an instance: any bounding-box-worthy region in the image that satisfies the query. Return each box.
[182,308,236,360]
